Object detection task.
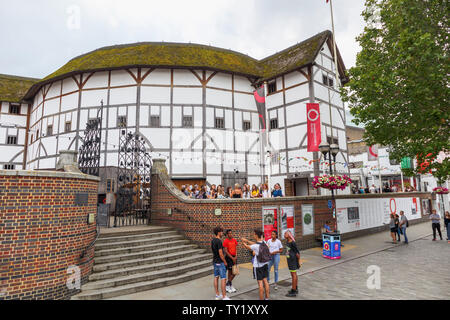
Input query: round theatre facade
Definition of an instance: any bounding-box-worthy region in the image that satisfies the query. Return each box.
[24,43,266,188]
[22,31,350,193]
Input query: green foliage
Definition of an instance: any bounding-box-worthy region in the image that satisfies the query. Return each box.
[341,0,450,183]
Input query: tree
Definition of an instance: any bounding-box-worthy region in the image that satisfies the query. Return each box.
[341,0,449,184]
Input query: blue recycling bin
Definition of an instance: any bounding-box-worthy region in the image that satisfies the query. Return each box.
[322,232,341,260]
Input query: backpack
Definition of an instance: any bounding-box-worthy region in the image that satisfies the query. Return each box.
[256,242,271,263]
[406,217,409,227]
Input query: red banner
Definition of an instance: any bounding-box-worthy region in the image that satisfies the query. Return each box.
[307,103,321,152]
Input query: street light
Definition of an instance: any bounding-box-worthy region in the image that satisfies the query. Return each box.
[319,141,340,231]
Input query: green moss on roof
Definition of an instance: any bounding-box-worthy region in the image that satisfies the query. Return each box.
[0,74,39,103]
[43,42,263,81]
[260,31,330,80]
[18,30,333,101]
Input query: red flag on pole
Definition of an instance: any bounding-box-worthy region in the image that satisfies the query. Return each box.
[307,103,321,152]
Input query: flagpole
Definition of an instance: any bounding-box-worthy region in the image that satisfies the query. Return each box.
[378,154,383,194]
[329,0,340,87]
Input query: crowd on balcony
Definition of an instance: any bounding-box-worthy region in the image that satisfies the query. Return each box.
[351,183,417,194]
[180,183,284,199]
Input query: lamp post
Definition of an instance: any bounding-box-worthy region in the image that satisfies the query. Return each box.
[319,142,340,230]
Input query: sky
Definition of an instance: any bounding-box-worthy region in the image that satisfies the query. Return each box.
[0,0,366,80]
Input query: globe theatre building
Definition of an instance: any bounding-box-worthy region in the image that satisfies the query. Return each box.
[0,30,350,201]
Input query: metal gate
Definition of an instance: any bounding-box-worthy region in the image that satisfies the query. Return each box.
[114,128,152,227]
[78,102,103,176]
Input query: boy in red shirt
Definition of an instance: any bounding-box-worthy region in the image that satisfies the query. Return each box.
[223,229,238,293]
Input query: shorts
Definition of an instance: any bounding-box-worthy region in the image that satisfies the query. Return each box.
[213,263,227,279]
[287,258,300,272]
[390,227,397,233]
[225,255,236,271]
[254,264,269,281]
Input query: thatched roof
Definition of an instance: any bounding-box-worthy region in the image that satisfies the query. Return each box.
[0,74,39,103]
[3,30,346,102]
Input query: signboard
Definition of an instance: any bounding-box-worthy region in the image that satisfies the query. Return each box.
[368,145,378,161]
[301,204,314,236]
[336,197,422,234]
[280,205,295,238]
[328,200,333,209]
[262,206,278,241]
[306,103,321,152]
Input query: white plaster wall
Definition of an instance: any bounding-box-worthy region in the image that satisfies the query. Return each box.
[142,69,171,85]
[173,87,202,104]
[206,88,232,107]
[141,86,170,104]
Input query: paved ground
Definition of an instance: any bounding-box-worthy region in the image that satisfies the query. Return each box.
[110,221,450,300]
[235,234,450,300]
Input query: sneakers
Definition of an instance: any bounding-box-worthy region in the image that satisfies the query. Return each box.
[286,289,297,297]
[230,286,237,293]
[223,296,231,300]
[226,285,232,293]
[215,294,223,300]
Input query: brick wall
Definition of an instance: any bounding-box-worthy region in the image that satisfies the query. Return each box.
[0,171,99,300]
[149,159,433,263]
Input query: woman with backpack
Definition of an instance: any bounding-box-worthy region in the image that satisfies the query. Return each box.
[284,230,301,297]
[241,229,271,300]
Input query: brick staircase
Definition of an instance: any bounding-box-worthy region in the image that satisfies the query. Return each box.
[72,226,213,300]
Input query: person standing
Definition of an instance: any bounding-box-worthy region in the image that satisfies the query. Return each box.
[241,230,271,300]
[284,230,301,297]
[389,213,398,244]
[266,231,283,290]
[260,184,270,198]
[272,183,283,197]
[395,213,401,242]
[444,211,450,242]
[232,184,243,198]
[398,210,409,244]
[430,209,443,241]
[223,229,238,293]
[211,226,230,300]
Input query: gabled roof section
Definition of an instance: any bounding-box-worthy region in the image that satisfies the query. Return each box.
[0,74,40,103]
[259,30,331,80]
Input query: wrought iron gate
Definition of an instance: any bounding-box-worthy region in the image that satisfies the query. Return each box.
[78,102,103,176]
[114,128,152,227]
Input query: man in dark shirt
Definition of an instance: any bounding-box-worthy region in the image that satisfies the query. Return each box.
[211,226,230,300]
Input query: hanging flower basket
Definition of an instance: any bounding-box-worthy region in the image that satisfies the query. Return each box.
[433,187,449,194]
[312,174,352,191]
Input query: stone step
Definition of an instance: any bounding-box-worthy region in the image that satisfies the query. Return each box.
[95,239,190,257]
[98,226,173,238]
[95,234,184,251]
[84,260,212,290]
[90,253,213,281]
[96,230,179,244]
[72,266,213,300]
[93,248,208,272]
[94,244,199,264]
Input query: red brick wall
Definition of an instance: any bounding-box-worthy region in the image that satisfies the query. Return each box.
[0,174,99,300]
[149,160,433,263]
[150,173,335,261]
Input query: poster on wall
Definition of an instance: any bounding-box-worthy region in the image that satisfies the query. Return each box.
[301,204,314,235]
[280,205,295,237]
[336,197,423,234]
[262,206,278,241]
